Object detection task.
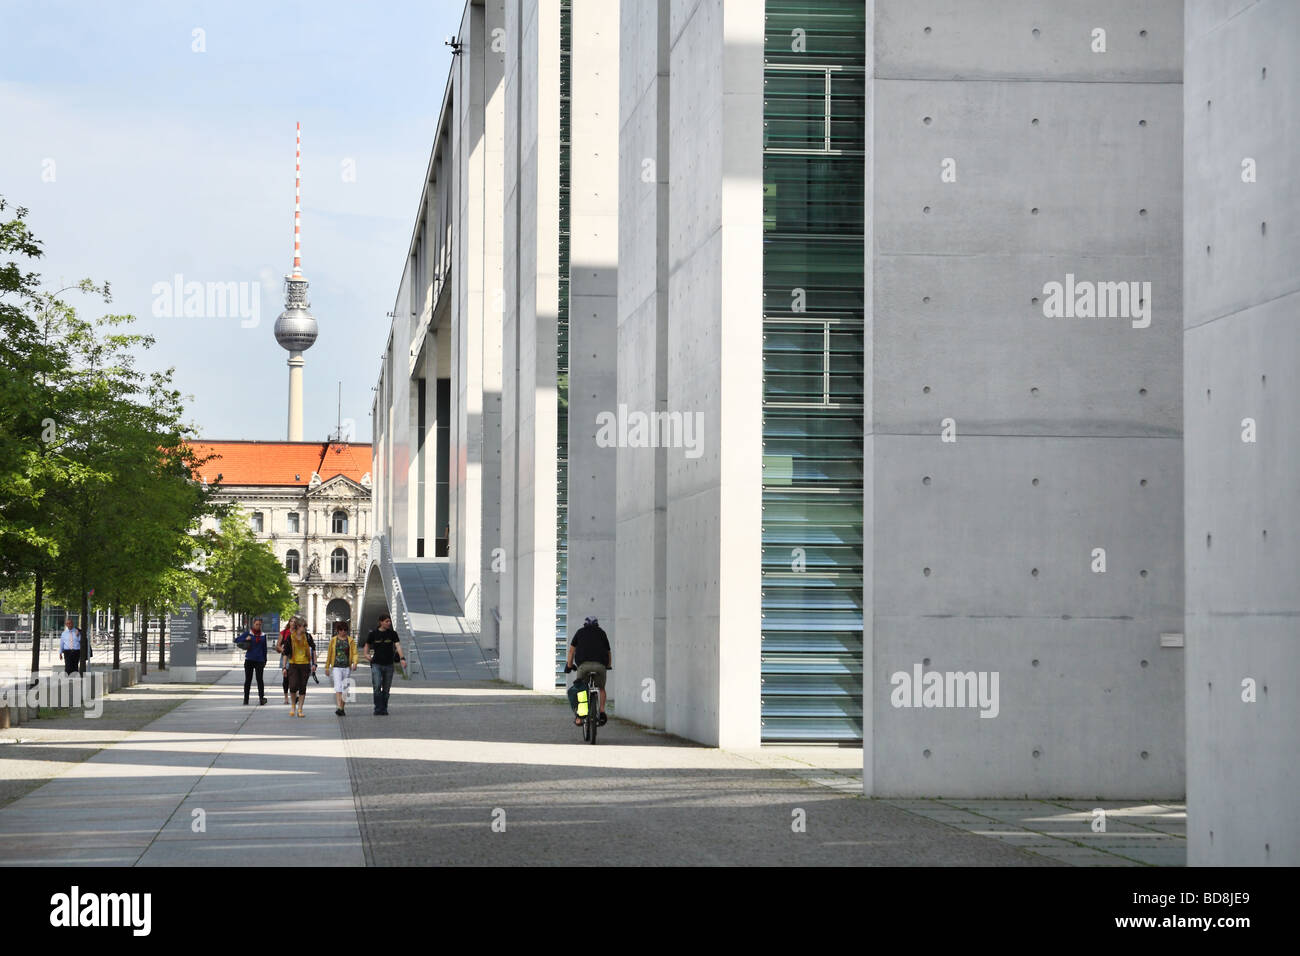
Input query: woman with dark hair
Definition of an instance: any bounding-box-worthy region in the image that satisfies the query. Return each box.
[279,619,293,704]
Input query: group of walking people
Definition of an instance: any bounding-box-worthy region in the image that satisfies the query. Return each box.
[235,612,407,717]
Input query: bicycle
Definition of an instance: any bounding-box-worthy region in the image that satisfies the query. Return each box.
[564,663,609,744]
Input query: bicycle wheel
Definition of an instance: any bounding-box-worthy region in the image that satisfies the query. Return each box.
[582,717,590,742]
[588,714,598,744]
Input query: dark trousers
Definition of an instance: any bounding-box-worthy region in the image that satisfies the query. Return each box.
[63,649,80,675]
[243,661,265,702]
[370,664,394,713]
[287,663,311,697]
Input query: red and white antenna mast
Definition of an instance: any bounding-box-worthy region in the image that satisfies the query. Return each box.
[293,120,303,277]
[274,119,318,442]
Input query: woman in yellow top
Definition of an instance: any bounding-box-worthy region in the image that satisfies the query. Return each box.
[325,621,358,716]
[281,617,317,718]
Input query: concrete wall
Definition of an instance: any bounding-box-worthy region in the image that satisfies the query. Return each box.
[864,0,1185,796]
[615,0,670,730]
[501,0,561,688]
[565,0,620,655]
[1184,0,1300,865]
[664,0,764,748]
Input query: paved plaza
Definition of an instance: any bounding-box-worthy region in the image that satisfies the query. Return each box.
[0,657,1185,866]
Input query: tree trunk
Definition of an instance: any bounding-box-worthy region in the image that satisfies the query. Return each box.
[158,612,167,670]
[79,578,90,676]
[29,571,43,690]
[140,603,149,676]
[112,600,121,670]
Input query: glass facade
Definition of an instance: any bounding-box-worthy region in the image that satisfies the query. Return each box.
[555,0,572,685]
[761,0,865,742]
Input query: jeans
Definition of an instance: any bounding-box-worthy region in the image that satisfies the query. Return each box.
[243,661,265,701]
[370,664,394,713]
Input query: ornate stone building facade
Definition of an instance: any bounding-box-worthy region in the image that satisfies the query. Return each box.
[191,440,373,638]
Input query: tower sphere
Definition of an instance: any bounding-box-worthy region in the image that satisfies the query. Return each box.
[275,276,318,351]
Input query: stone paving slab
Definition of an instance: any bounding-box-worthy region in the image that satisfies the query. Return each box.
[875,796,1187,866]
[0,667,360,867]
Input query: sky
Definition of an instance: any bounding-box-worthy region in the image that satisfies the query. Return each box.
[0,0,465,444]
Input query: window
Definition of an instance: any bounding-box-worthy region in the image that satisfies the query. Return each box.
[762,68,864,156]
[287,512,300,533]
[285,549,300,575]
[332,510,348,534]
[330,548,348,574]
[250,512,264,533]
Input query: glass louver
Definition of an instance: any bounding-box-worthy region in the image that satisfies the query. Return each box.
[555,0,572,685]
[761,0,865,742]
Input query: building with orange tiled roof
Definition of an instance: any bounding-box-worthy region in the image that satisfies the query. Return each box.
[190,439,373,638]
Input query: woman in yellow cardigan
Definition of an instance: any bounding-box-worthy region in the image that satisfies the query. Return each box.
[326,621,358,716]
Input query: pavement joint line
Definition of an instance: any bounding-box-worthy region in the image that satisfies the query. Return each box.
[0,671,223,812]
[336,694,376,867]
[131,671,264,866]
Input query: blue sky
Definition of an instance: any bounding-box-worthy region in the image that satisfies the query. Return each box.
[0,0,464,443]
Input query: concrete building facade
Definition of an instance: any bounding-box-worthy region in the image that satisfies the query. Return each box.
[368,0,1293,848]
[371,0,507,650]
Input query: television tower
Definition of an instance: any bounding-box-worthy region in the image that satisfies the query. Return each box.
[273,121,318,441]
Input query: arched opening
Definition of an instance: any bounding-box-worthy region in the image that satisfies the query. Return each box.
[325,598,351,626]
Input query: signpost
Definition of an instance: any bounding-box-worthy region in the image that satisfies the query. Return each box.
[168,593,199,683]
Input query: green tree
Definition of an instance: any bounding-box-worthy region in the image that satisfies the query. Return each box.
[203,508,296,624]
[2,196,219,680]
[0,198,91,675]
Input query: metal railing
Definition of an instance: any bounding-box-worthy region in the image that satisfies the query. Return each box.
[463,581,481,630]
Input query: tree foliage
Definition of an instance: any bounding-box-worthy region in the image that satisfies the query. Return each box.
[202,508,297,620]
[0,196,227,673]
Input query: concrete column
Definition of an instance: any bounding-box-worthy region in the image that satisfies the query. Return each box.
[451,0,506,646]
[566,0,620,658]
[287,352,304,441]
[863,0,1184,797]
[616,0,670,729]
[501,0,562,688]
[1184,0,1300,865]
[664,0,765,748]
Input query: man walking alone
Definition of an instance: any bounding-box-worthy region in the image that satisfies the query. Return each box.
[58,618,81,676]
[361,614,406,716]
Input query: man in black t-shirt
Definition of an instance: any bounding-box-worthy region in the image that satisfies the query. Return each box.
[564,617,612,727]
[361,614,406,715]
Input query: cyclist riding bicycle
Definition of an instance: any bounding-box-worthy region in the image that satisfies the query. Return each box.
[564,616,611,727]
